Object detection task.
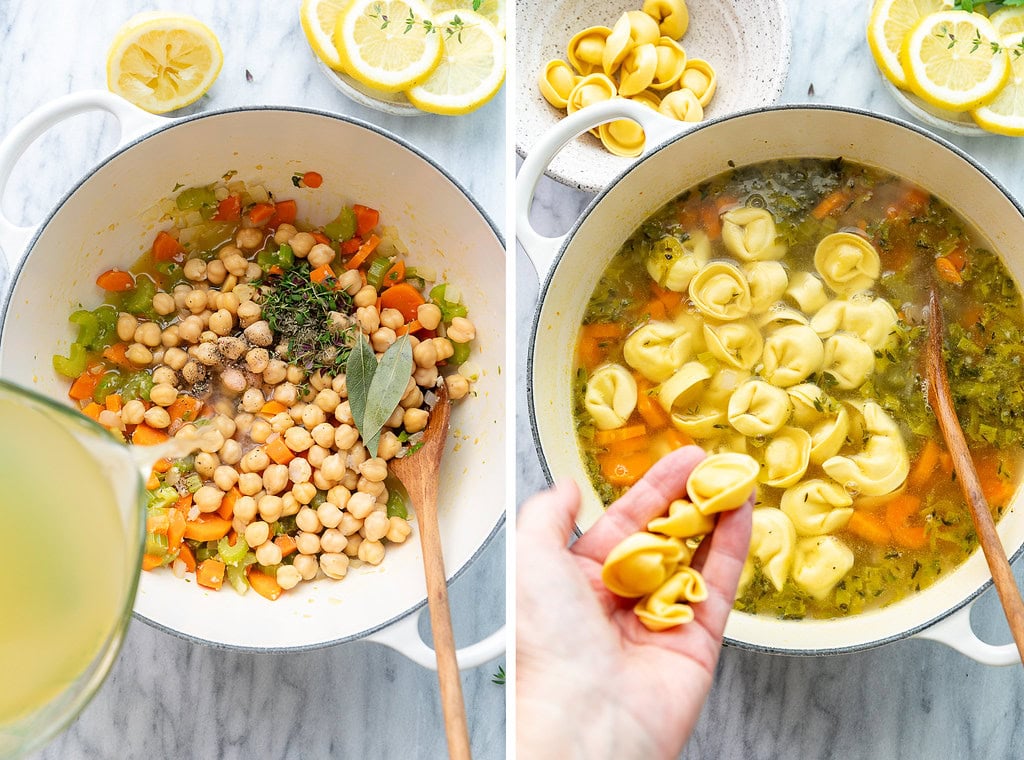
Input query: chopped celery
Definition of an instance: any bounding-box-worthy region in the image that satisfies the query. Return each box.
[429,283,468,321]
[218,535,250,566]
[145,532,169,558]
[92,371,123,404]
[52,343,87,378]
[449,339,470,365]
[195,542,218,562]
[365,255,392,290]
[120,372,154,402]
[148,486,179,510]
[258,563,280,577]
[69,310,99,348]
[70,305,117,350]
[386,489,408,520]
[404,275,426,291]
[173,455,196,474]
[257,243,295,272]
[310,490,327,509]
[183,473,203,494]
[324,206,357,242]
[119,275,158,316]
[225,564,250,595]
[175,185,217,211]
[273,516,297,536]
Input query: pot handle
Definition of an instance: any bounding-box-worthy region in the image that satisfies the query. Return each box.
[366,607,506,669]
[914,598,1019,666]
[0,90,162,269]
[515,99,684,280]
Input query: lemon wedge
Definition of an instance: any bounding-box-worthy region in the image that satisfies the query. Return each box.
[106,12,223,113]
[427,0,505,37]
[867,0,954,89]
[301,0,352,70]
[991,6,1024,38]
[334,0,443,93]
[405,10,505,115]
[900,10,1010,111]
[972,31,1024,135]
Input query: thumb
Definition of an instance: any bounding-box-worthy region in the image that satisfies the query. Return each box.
[517,479,581,549]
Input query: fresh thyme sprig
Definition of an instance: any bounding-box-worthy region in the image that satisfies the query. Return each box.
[491,665,505,685]
[368,0,484,41]
[934,24,1024,58]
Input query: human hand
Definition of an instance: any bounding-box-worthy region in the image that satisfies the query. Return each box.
[516,446,753,760]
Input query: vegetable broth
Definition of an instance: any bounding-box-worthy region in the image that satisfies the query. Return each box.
[573,157,1024,619]
[0,400,128,725]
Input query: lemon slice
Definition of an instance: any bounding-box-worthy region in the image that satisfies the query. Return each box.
[106,12,223,114]
[427,0,505,36]
[301,0,351,70]
[900,10,1010,111]
[334,0,443,93]
[991,6,1024,38]
[405,11,505,115]
[972,32,1024,135]
[867,0,954,89]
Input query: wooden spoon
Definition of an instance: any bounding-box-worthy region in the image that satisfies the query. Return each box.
[927,288,1024,663]
[389,384,472,759]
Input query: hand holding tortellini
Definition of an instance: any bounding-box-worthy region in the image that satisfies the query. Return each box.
[537,0,718,157]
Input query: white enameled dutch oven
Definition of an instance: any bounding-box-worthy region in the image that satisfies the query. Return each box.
[0,91,505,665]
[517,99,1024,665]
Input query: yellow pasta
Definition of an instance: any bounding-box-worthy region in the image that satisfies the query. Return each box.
[601,531,690,597]
[634,567,708,631]
[687,452,760,515]
[538,59,579,109]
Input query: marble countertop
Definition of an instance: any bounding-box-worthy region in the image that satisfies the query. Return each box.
[516,1,1024,758]
[0,2,505,758]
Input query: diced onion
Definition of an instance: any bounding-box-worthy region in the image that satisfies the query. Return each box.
[458,361,481,382]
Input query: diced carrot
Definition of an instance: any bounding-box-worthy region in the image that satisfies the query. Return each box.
[395,319,422,337]
[946,246,967,271]
[132,423,169,446]
[599,450,654,487]
[69,367,102,401]
[102,342,131,367]
[248,202,276,225]
[141,554,165,571]
[340,235,363,255]
[382,259,406,288]
[274,534,297,558]
[847,510,892,545]
[173,493,193,514]
[212,194,241,221]
[217,486,240,520]
[594,424,647,447]
[96,268,135,291]
[105,394,123,412]
[145,470,160,490]
[580,323,624,341]
[577,338,603,371]
[975,451,1014,507]
[167,395,202,424]
[183,514,232,542]
[884,494,927,549]
[177,541,196,573]
[267,265,284,277]
[197,559,226,590]
[908,440,942,490]
[310,264,335,284]
[151,457,172,474]
[700,203,722,240]
[311,231,331,246]
[636,377,670,429]
[168,509,186,550]
[903,186,930,213]
[265,437,295,465]
[353,204,379,237]
[659,428,693,451]
[379,282,427,322]
[645,299,667,321]
[812,189,849,220]
[960,305,984,329]
[247,567,284,601]
[301,171,323,189]
[81,401,103,420]
[600,433,648,459]
[259,400,287,418]
[152,230,185,262]
[344,233,380,270]
[268,199,297,227]
[935,257,963,285]
[147,511,171,534]
[650,282,684,312]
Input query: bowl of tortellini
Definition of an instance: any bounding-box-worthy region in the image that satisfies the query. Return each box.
[518,105,1024,664]
[515,0,791,192]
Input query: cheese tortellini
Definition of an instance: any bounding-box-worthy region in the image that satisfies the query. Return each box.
[745,261,789,314]
[822,334,875,390]
[784,271,829,314]
[687,452,759,514]
[634,567,708,630]
[646,233,710,292]
[584,363,638,430]
[780,479,854,536]
[721,207,786,262]
[791,536,855,600]
[757,427,812,489]
[810,294,900,351]
[738,507,797,594]
[727,380,791,437]
[601,531,690,598]
[814,232,881,295]
[689,261,752,321]
[823,402,909,496]
[703,319,763,370]
[642,0,689,38]
[762,324,824,387]
[624,319,696,382]
[566,27,612,75]
[647,498,715,538]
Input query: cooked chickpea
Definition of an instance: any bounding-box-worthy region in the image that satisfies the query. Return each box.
[295,506,322,533]
[316,502,343,529]
[371,327,397,352]
[263,359,287,384]
[432,337,454,361]
[212,415,236,439]
[310,389,339,415]
[240,388,264,414]
[152,366,177,387]
[276,565,301,590]
[194,485,225,513]
[213,465,239,491]
[347,444,368,469]
[413,366,438,388]
[288,403,306,424]
[224,254,249,278]
[160,326,181,348]
[235,227,264,250]
[357,478,386,498]
[400,386,424,410]
[341,470,359,491]
[331,374,348,397]
[290,231,315,257]
[177,316,203,344]
[412,340,437,369]
[307,243,335,268]
[245,347,270,375]
[293,554,319,580]
[296,531,321,555]
[358,457,388,483]
[120,399,145,426]
[241,447,270,473]
[311,422,335,448]
[243,320,273,348]
[181,360,206,386]
[149,291,175,316]
[250,418,272,443]
[183,258,207,282]
[149,383,178,407]
[380,308,404,331]
[125,343,153,367]
[386,517,412,543]
[237,300,262,328]
[320,552,350,579]
[378,431,401,461]
[192,342,219,367]
[255,541,282,566]
[312,471,332,491]
[337,269,362,294]
[306,444,329,470]
[319,528,348,554]
[273,382,298,406]
[281,492,301,517]
[338,512,363,536]
[238,472,264,496]
[206,260,227,285]
[283,426,314,452]
[414,302,441,330]
[356,305,380,334]
[384,406,404,429]
[354,285,377,308]
[274,223,297,244]
[447,317,476,343]
[185,290,209,315]
[326,486,350,509]
[230,495,256,522]
[143,406,170,429]
[301,404,326,429]
[262,463,289,495]
[403,408,429,434]
[446,374,470,400]
[319,453,346,483]
[288,457,312,485]
[358,540,385,565]
[333,401,357,428]
[334,424,359,451]
[343,534,363,557]
[244,521,271,548]
[258,495,284,523]
[220,438,242,466]
[363,512,390,543]
[347,491,376,520]
[116,313,138,342]
[208,309,234,336]
[163,347,188,372]
[195,452,220,479]
[292,481,317,505]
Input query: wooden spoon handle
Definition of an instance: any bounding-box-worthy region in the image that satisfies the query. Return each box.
[928,290,1024,663]
[418,504,472,760]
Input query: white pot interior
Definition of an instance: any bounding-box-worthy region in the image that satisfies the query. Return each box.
[530,106,1024,653]
[0,108,505,650]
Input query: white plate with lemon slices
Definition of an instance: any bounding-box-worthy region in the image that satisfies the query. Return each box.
[868,0,1024,137]
[301,0,506,116]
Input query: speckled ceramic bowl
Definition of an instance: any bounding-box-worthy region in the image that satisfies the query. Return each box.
[516,0,791,192]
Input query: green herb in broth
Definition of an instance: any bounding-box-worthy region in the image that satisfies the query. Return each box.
[573,157,1024,620]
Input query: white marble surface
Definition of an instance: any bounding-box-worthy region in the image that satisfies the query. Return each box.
[517,1,1024,758]
[0,1,505,758]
